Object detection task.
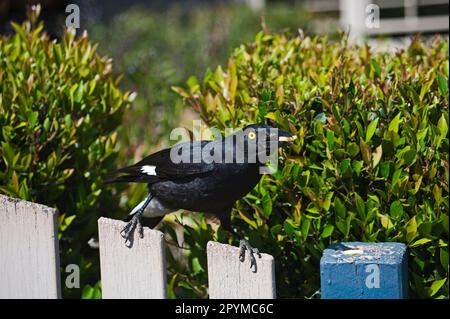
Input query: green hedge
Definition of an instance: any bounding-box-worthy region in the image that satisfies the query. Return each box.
[89,4,311,162]
[0,11,132,298]
[175,32,449,298]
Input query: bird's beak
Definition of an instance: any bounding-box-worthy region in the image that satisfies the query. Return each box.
[277,130,297,143]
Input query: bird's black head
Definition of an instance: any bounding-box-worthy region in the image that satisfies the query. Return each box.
[241,124,296,147]
[230,124,296,166]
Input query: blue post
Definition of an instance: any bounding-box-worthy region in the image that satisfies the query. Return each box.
[320,242,408,299]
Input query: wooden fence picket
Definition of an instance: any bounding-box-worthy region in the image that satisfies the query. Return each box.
[97,217,167,299]
[207,241,276,299]
[0,194,61,299]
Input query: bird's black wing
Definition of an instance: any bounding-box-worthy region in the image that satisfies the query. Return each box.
[104,140,216,184]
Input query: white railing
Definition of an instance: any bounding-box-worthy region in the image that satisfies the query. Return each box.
[305,0,449,40]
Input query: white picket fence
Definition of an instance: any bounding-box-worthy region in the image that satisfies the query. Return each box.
[339,0,449,40]
[0,194,276,299]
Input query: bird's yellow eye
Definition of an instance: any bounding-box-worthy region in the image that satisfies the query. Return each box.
[248,131,256,140]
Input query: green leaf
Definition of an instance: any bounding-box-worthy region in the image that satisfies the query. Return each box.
[347,142,360,157]
[441,215,449,236]
[261,193,272,218]
[74,82,84,103]
[380,161,390,178]
[406,217,418,243]
[177,281,194,291]
[418,221,432,236]
[321,225,334,238]
[428,279,447,297]
[397,146,416,166]
[392,169,403,187]
[238,211,257,229]
[410,238,432,247]
[437,73,449,96]
[1,142,15,167]
[64,114,73,127]
[347,80,356,95]
[370,59,381,77]
[326,130,335,149]
[171,86,189,98]
[366,118,379,142]
[437,114,448,138]
[60,214,76,232]
[341,118,350,135]
[440,248,448,270]
[334,197,346,218]
[191,257,204,274]
[93,284,102,299]
[270,224,283,237]
[372,145,382,168]
[340,158,351,174]
[284,219,295,237]
[379,214,394,229]
[28,111,39,127]
[420,79,434,101]
[355,193,365,218]
[388,112,402,133]
[300,218,311,240]
[367,194,380,205]
[389,200,404,220]
[352,160,363,176]
[359,138,371,164]
[187,75,199,90]
[43,117,51,131]
[81,285,94,299]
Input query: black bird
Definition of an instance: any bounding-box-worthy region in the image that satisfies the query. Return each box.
[105,124,296,272]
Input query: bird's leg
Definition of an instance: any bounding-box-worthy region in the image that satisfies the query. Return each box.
[120,213,142,247]
[239,239,261,273]
[120,193,153,247]
[217,210,262,273]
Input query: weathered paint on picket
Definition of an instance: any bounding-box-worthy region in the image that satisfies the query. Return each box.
[207,241,276,299]
[0,194,61,299]
[98,217,167,299]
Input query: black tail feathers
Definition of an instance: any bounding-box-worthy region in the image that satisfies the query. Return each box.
[104,165,157,184]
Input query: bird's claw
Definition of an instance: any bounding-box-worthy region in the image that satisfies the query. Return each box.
[239,239,261,273]
[120,213,143,247]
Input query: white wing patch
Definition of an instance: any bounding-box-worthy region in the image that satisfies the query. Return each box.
[141,165,157,176]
